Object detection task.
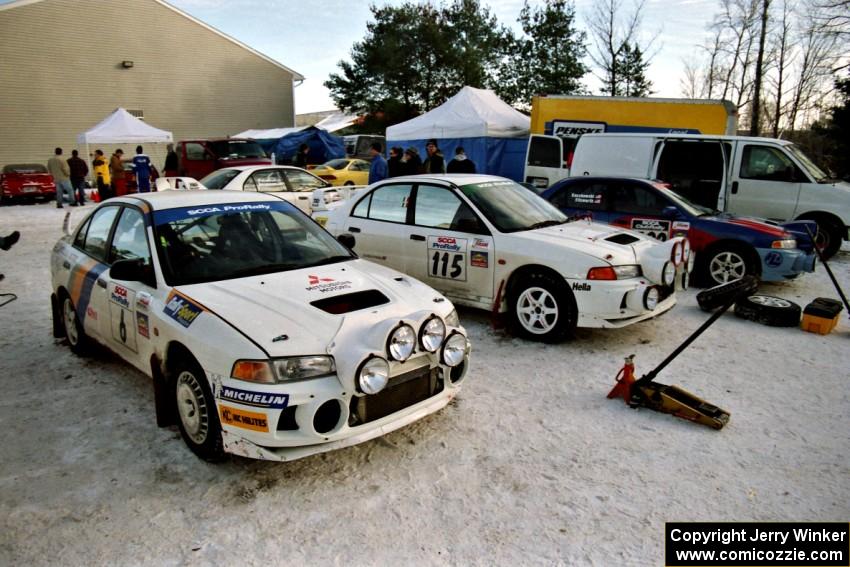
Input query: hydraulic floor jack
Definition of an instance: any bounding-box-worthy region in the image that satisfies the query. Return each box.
[607,276,759,430]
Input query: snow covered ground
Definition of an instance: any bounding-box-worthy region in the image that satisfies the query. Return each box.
[1,202,848,566]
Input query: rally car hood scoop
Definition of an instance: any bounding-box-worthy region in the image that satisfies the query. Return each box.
[177,260,440,357]
[519,221,655,263]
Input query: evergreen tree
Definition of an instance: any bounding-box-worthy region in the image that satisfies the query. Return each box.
[618,42,653,97]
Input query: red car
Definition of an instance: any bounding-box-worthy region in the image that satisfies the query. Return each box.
[0,164,57,203]
[177,138,271,180]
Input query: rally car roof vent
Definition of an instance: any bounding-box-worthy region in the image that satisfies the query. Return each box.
[605,233,641,245]
[310,289,390,315]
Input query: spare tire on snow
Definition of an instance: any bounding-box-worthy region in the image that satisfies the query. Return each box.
[696,275,759,312]
[734,295,802,327]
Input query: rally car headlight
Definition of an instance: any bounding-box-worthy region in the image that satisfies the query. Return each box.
[387,324,416,361]
[231,360,276,384]
[273,356,335,383]
[442,333,470,367]
[771,238,797,249]
[420,316,446,353]
[358,356,390,394]
[662,261,676,286]
[445,308,460,327]
[643,287,660,310]
[587,265,642,280]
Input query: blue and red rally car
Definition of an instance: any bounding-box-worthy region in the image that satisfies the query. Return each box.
[542,177,817,286]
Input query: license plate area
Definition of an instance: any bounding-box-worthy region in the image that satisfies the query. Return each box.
[349,365,443,426]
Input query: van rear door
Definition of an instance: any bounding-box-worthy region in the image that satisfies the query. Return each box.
[570,135,655,178]
[524,135,567,190]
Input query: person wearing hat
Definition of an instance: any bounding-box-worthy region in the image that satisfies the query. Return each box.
[387,146,404,178]
[402,146,422,176]
[422,139,446,174]
[446,146,477,174]
[110,149,125,198]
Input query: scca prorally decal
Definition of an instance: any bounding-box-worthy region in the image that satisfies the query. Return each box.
[218,386,289,409]
[186,203,271,216]
[429,236,467,253]
[163,291,204,327]
[110,285,131,308]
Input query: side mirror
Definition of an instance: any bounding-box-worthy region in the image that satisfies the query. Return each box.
[337,233,356,250]
[661,206,681,220]
[110,258,155,286]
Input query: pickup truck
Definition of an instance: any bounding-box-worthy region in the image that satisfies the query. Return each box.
[177,138,271,179]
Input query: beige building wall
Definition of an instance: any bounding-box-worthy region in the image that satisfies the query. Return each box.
[0,0,299,170]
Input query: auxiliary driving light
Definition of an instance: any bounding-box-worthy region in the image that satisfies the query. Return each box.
[358,357,390,394]
[442,333,469,367]
[662,261,676,287]
[387,324,415,361]
[419,316,446,353]
[643,287,660,310]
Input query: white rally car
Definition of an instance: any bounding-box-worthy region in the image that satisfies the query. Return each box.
[315,175,692,342]
[50,191,470,462]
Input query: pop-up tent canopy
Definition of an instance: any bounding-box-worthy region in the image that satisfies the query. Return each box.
[386,86,530,181]
[314,112,358,133]
[77,108,173,144]
[271,126,346,165]
[232,126,305,152]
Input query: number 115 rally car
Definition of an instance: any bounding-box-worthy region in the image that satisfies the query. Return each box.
[50,191,470,462]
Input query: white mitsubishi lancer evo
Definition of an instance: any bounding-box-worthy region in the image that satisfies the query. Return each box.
[50,191,470,462]
[314,175,692,342]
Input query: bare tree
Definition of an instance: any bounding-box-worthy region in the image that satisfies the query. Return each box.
[586,0,657,96]
[750,0,771,135]
[813,0,850,39]
[787,8,840,127]
[768,0,794,136]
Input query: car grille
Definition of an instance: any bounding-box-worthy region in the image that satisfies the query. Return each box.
[349,365,443,426]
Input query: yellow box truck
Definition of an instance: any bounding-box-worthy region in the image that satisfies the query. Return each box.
[525,96,738,188]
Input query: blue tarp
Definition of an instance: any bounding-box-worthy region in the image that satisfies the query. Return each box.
[386,137,528,182]
[269,126,346,165]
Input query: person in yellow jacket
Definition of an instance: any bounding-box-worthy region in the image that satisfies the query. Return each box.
[92,149,111,200]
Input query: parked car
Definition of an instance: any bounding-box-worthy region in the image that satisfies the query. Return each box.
[310,158,371,186]
[0,164,56,203]
[542,177,817,286]
[177,138,271,180]
[569,133,849,258]
[199,166,331,213]
[50,191,470,462]
[316,174,690,342]
[344,134,385,159]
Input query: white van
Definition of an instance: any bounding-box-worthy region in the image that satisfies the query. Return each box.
[569,133,850,257]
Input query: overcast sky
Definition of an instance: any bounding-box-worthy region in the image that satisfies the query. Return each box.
[4,0,721,114]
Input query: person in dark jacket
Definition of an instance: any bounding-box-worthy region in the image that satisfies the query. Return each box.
[163,143,178,177]
[67,149,88,205]
[293,143,309,168]
[402,147,422,176]
[387,147,404,177]
[422,138,445,174]
[368,142,388,184]
[446,146,477,174]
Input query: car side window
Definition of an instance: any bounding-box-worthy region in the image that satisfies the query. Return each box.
[414,184,486,233]
[284,170,327,192]
[109,207,152,264]
[82,206,120,262]
[365,184,413,223]
[351,160,370,172]
[185,143,206,161]
[351,194,371,218]
[73,217,92,249]
[611,183,668,214]
[250,169,287,192]
[553,182,607,211]
[740,145,802,182]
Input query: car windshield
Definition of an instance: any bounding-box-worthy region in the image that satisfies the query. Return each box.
[4,164,47,174]
[653,184,715,216]
[199,169,241,189]
[323,159,350,170]
[209,140,266,160]
[153,201,354,285]
[784,144,828,182]
[459,180,568,233]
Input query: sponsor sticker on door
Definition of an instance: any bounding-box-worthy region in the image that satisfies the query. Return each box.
[427,236,468,281]
[630,218,671,241]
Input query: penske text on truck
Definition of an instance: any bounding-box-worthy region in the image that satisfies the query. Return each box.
[524,95,738,188]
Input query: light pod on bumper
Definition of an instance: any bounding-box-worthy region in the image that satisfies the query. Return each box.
[358,357,390,394]
[643,287,660,310]
[387,324,415,362]
[662,261,676,286]
[419,316,446,353]
[442,333,469,367]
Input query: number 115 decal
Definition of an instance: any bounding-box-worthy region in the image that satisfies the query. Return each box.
[427,236,468,281]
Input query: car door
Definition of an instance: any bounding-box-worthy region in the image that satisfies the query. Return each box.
[728,143,803,221]
[609,181,680,241]
[343,183,415,273]
[407,183,494,303]
[103,206,158,368]
[548,179,612,223]
[282,169,330,212]
[68,205,121,343]
[348,160,371,185]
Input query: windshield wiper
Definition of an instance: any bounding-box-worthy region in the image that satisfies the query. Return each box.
[299,255,354,269]
[527,219,567,230]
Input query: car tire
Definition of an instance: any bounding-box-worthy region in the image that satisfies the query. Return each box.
[734,294,802,327]
[508,271,577,342]
[702,244,757,286]
[173,357,225,462]
[696,275,759,312]
[812,217,844,260]
[61,293,91,355]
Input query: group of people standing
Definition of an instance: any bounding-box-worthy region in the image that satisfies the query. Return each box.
[46,144,175,208]
[368,138,478,184]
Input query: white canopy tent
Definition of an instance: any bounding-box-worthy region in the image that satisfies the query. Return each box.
[77,108,173,144]
[232,126,305,139]
[313,112,358,133]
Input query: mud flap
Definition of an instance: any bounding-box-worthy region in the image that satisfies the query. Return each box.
[151,359,176,427]
[51,293,65,338]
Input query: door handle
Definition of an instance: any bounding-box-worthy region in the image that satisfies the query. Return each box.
[410,234,426,241]
[731,181,739,194]
[97,278,107,289]
[349,226,361,233]
[62,260,71,269]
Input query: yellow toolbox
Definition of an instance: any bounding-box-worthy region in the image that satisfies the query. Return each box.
[801,298,843,335]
